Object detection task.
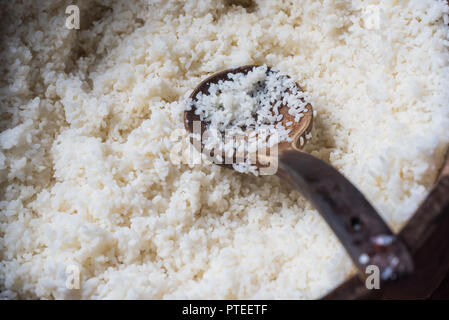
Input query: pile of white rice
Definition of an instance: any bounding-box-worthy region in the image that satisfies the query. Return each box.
[0,0,448,299]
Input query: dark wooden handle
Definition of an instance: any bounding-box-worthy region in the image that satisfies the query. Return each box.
[323,149,449,299]
[277,149,414,282]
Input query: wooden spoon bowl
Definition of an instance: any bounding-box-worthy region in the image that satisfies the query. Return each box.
[184,65,314,156]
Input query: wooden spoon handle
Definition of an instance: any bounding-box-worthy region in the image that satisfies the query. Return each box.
[277,149,414,282]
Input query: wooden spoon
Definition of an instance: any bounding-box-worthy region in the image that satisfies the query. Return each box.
[184,65,414,282]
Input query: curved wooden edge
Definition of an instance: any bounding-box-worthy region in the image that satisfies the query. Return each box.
[323,149,449,299]
[439,148,449,178]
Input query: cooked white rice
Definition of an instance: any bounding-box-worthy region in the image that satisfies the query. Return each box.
[0,0,448,299]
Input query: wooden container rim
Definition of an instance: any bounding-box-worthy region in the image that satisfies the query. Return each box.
[323,149,449,299]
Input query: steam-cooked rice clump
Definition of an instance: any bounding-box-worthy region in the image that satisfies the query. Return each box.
[0,0,448,299]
